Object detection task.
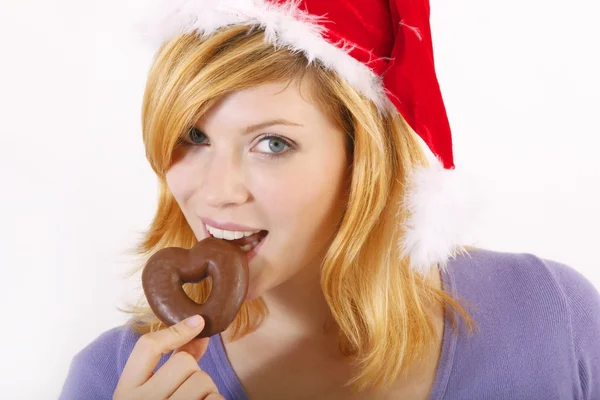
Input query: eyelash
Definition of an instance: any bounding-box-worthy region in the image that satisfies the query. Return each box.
[177,128,295,159]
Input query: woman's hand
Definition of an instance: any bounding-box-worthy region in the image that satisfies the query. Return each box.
[113,315,224,400]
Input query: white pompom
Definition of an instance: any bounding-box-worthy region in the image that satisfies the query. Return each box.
[399,157,486,276]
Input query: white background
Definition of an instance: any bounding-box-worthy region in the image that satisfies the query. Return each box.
[1,0,598,398]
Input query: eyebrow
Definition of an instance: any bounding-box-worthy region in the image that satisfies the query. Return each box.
[243,119,304,134]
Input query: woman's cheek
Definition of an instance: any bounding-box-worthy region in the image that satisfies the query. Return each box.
[166,158,200,201]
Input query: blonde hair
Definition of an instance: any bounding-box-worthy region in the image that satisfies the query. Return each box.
[120,25,476,392]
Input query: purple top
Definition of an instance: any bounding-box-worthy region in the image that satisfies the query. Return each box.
[59,248,600,399]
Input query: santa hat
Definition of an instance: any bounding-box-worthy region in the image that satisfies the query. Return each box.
[135,0,480,275]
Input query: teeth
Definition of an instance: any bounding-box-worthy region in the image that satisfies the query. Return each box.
[205,224,260,241]
[239,240,260,253]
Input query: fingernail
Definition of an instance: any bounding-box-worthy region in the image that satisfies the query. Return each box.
[185,314,203,328]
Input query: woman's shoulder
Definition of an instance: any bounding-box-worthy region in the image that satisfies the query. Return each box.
[59,323,144,399]
[452,247,600,316]
[447,247,600,398]
[78,323,144,369]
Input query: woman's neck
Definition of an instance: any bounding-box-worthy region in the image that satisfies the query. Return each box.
[258,261,444,337]
[220,265,446,400]
[259,262,338,340]
[229,258,444,353]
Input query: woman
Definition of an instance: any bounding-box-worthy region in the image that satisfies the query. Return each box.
[60,0,600,399]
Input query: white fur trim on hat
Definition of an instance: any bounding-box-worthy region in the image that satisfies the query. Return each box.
[134,0,390,110]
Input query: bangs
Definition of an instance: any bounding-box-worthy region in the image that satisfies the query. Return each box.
[141,26,335,176]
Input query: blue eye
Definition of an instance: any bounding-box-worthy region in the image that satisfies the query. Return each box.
[255,135,292,155]
[189,127,208,144]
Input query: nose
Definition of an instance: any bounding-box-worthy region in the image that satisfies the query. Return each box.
[198,149,250,208]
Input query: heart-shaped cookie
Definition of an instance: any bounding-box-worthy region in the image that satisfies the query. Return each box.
[142,237,249,338]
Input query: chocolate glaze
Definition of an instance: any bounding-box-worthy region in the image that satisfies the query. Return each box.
[141,237,249,338]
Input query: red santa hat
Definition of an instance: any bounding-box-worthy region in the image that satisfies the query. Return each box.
[136,0,480,275]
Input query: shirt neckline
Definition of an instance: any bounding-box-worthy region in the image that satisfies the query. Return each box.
[208,332,249,400]
[209,259,460,400]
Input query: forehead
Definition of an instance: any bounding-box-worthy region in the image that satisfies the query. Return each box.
[195,80,326,131]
